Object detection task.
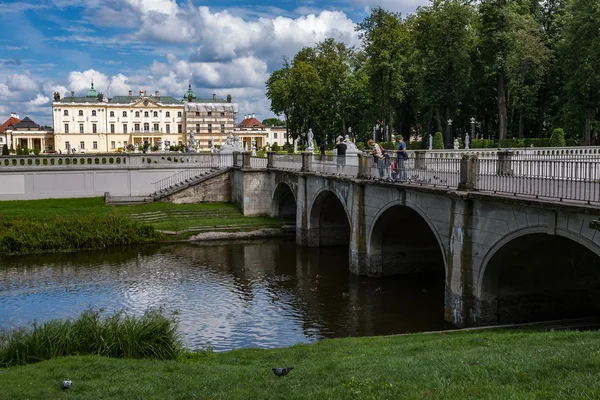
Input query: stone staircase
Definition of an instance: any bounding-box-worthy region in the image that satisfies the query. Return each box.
[151,168,228,201]
[104,192,154,206]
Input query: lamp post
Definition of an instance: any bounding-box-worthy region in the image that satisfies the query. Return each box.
[446,119,453,149]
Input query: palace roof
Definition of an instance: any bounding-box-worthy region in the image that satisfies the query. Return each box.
[12,116,39,130]
[0,116,20,133]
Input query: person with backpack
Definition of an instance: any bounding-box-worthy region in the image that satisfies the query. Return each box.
[334,137,347,175]
[368,139,385,178]
[397,136,407,181]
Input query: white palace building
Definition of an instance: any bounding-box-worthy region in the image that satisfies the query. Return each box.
[51,83,238,153]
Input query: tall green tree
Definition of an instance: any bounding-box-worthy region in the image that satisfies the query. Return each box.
[559,0,600,145]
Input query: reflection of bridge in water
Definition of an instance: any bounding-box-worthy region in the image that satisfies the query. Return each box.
[159,149,600,329]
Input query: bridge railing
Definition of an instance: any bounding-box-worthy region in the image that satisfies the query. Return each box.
[250,156,268,169]
[474,158,600,204]
[405,146,600,161]
[272,154,303,170]
[309,154,359,177]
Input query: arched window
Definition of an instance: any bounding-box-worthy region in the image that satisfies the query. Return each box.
[109,111,115,117]
[92,110,97,117]
[177,111,182,117]
[165,112,170,117]
[143,123,149,132]
[78,110,83,116]
[64,110,69,116]
[135,111,140,117]
[153,111,158,117]
[144,111,149,117]
[123,111,127,117]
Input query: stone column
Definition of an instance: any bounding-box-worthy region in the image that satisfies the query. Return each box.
[496,150,513,176]
[415,150,427,170]
[242,151,251,168]
[458,154,478,190]
[357,153,371,179]
[301,151,312,172]
[232,151,239,167]
[266,151,274,169]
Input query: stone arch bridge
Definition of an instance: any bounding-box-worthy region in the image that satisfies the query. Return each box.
[223,166,600,328]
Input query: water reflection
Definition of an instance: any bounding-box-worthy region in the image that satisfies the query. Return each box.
[0,239,447,351]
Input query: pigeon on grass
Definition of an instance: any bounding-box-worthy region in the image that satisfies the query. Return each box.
[272,367,294,377]
[62,380,71,390]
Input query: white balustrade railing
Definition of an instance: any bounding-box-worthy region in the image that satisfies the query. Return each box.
[272,154,303,170]
[309,154,359,177]
[250,156,268,168]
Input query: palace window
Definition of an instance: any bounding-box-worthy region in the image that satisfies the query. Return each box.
[144,111,149,117]
[110,111,115,117]
[165,112,170,117]
[79,124,84,134]
[124,141,128,147]
[166,124,170,134]
[93,141,98,150]
[221,112,225,116]
[80,141,85,150]
[110,124,115,134]
[144,123,149,132]
[274,132,278,139]
[208,124,212,134]
[63,110,68,116]
[92,124,97,134]
[135,111,140,117]
[123,124,127,133]
[64,124,69,133]
[178,124,182,133]
[177,111,182,117]
[196,124,200,133]
[92,110,97,117]
[153,123,159,132]
[111,141,116,149]
[78,110,83,116]
[196,111,200,116]
[207,111,212,116]
[220,124,225,133]
[65,141,70,149]
[153,111,158,117]
[123,111,127,117]
[134,123,140,132]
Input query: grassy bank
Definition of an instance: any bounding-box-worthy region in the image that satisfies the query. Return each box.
[0,198,288,254]
[0,328,599,399]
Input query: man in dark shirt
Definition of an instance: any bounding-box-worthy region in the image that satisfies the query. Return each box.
[334,137,347,174]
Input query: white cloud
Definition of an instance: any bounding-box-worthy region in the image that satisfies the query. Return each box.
[27,94,50,107]
[349,0,428,15]
[6,73,39,92]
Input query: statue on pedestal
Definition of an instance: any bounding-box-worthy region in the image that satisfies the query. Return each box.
[251,140,257,156]
[344,134,360,154]
[464,133,470,150]
[453,138,459,150]
[307,128,315,152]
[187,130,195,152]
[293,139,298,153]
[428,134,433,150]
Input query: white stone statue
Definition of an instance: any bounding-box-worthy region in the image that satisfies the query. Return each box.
[251,140,257,156]
[453,138,459,150]
[344,134,360,154]
[428,134,433,150]
[293,139,298,153]
[307,128,314,152]
[464,134,470,150]
[220,134,241,154]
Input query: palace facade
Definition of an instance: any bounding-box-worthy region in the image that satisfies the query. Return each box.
[51,83,237,153]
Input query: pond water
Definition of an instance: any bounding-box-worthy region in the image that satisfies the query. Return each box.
[0,239,448,351]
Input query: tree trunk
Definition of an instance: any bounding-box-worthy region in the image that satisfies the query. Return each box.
[497,74,508,141]
[584,107,592,146]
[435,106,442,133]
[518,111,524,138]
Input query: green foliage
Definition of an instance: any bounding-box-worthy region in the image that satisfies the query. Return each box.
[262,118,285,126]
[432,132,444,149]
[33,146,40,156]
[0,214,163,254]
[0,308,182,367]
[271,143,280,152]
[1,144,8,155]
[151,145,159,152]
[549,128,566,147]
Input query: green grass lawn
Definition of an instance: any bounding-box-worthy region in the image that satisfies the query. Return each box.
[0,198,289,253]
[0,329,599,399]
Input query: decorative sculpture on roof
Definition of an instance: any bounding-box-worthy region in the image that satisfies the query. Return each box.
[98,93,104,102]
[53,92,60,101]
[226,94,232,103]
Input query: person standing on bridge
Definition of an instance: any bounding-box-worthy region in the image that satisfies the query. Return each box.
[334,137,347,175]
[368,139,385,178]
[396,135,407,181]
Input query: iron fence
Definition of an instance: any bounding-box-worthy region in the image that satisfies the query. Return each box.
[475,158,600,204]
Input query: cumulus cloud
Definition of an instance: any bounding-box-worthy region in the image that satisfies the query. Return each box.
[3,58,22,66]
[27,94,50,107]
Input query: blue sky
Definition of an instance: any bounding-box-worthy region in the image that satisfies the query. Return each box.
[0,0,427,126]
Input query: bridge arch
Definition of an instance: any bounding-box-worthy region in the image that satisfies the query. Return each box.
[368,200,447,276]
[477,227,600,324]
[271,181,297,218]
[307,187,351,247]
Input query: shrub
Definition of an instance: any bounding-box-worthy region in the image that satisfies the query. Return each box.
[271,143,280,152]
[1,144,8,155]
[0,308,182,367]
[549,128,566,147]
[433,132,444,149]
[33,146,40,156]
